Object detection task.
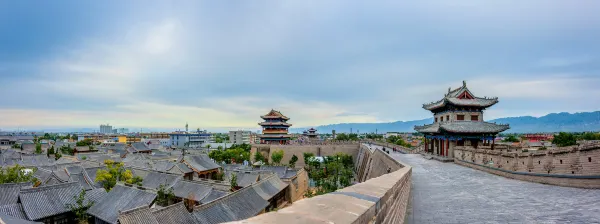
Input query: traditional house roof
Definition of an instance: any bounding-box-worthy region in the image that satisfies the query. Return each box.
[228,172,260,188]
[171,180,212,202]
[152,202,197,224]
[257,122,292,127]
[414,121,510,134]
[87,185,157,224]
[0,203,28,220]
[192,186,269,224]
[138,171,181,190]
[0,210,41,224]
[0,183,32,206]
[422,81,499,111]
[260,109,290,120]
[131,143,152,153]
[19,182,91,221]
[255,166,299,179]
[251,175,288,201]
[183,155,221,173]
[199,190,228,204]
[66,166,95,191]
[117,206,159,224]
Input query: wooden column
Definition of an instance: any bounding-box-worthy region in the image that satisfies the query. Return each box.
[492,138,495,150]
[446,139,450,157]
[425,137,428,153]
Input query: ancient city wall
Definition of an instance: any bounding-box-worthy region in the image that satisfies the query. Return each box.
[232,143,412,224]
[251,143,361,168]
[453,143,600,188]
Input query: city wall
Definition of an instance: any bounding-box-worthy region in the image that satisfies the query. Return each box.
[232,143,412,224]
[251,143,361,168]
[453,142,600,188]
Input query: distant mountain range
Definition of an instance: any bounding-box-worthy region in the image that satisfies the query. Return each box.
[293,111,600,134]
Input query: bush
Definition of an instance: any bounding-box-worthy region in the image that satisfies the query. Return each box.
[552,132,577,147]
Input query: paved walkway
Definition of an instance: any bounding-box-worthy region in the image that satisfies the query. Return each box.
[387,152,600,224]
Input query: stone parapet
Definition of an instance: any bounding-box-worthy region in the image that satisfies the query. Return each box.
[454,144,600,188]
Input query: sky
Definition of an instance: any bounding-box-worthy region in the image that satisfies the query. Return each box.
[1,1,600,132]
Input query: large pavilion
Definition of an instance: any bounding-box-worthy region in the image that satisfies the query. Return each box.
[414,81,509,158]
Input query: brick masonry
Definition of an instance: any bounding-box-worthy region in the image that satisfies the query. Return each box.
[453,143,600,188]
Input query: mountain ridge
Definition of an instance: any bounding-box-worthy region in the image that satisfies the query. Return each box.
[292,111,600,134]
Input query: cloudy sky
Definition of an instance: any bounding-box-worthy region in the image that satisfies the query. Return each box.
[1,1,600,131]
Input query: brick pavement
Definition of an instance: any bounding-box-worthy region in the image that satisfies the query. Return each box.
[392,153,600,224]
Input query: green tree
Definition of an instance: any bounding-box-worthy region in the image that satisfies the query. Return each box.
[217,145,223,150]
[76,139,94,147]
[271,149,284,165]
[47,146,55,156]
[289,154,298,168]
[229,173,238,191]
[156,184,175,206]
[206,144,212,150]
[35,143,43,154]
[254,151,266,163]
[55,152,62,160]
[503,135,520,143]
[66,189,94,224]
[72,134,78,141]
[302,152,315,167]
[0,165,38,184]
[95,160,133,191]
[553,132,577,147]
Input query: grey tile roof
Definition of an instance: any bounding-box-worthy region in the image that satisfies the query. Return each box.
[0,211,41,224]
[0,183,31,206]
[183,155,221,172]
[171,180,212,202]
[191,186,268,224]
[131,143,151,152]
[199,189,228,204]
[200,188,231,204]
[225,171,259,188]
[152,202,197,224]
[87,185,157,224]
[256,166,288,179]
[0,203,28,220]
[415,121,510,134]
[19,182,84,221]
[251,175,288,201]
[117,206,159,224]
[139,171,181,190]
[84,167,106,188]
[422,82,499,110]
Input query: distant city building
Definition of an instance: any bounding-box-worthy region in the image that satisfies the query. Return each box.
[116,128,129,134]
[384,132,400,139]
[100,124,113,134]
[170,131,215,148]
[229,130,251,144]
[258,110,292,144]
[415,81,510,158]
[249,132,260,144]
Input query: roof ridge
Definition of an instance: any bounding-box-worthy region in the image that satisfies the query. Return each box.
[151,201,185,214]
[119,204,151,215]
[193,182,256,211]
[19,182,79,193]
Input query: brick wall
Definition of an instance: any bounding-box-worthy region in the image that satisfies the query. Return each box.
[251,144,360,168]
[453,144,600,188]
